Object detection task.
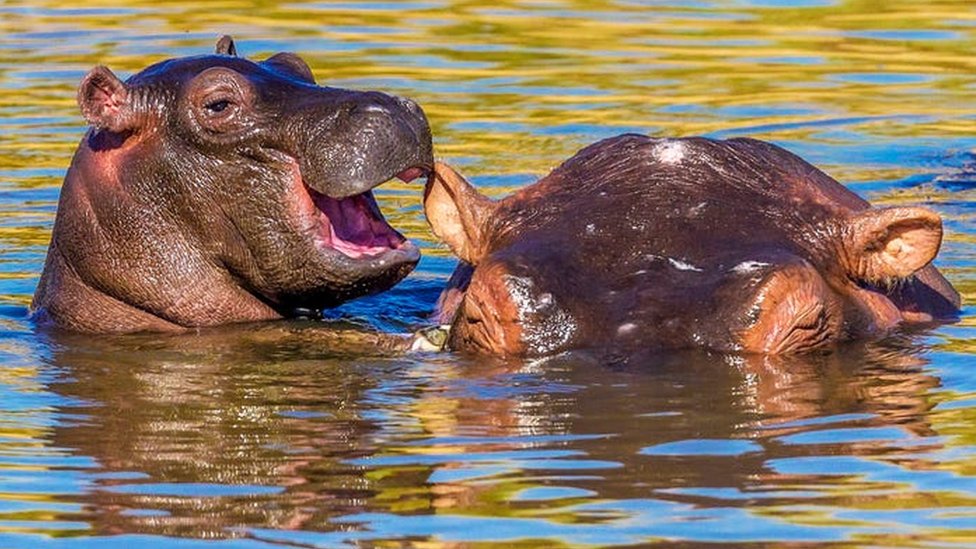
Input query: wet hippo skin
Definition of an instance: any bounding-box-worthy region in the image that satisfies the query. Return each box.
[32,37,434,333]
[425,134,961,357]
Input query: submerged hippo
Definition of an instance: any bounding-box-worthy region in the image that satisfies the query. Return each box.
[425,134,960,356]
[32,37,432,333]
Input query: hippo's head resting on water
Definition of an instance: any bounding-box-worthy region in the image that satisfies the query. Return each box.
[425,134,960,357]
[32,37,433,333]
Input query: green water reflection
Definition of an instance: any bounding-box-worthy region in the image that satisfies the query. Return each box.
[0,0,974,546]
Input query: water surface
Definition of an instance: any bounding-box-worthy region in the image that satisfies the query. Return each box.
[0,0,975,546]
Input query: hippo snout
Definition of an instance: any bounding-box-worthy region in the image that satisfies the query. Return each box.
[296,90,433,200]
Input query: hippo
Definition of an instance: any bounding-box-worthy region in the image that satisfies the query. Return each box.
[424,134,961,356]
[32,37,433,333]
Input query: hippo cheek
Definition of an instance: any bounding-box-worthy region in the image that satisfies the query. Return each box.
[448,260,579,357]
[449,261,525,356]
[735,262,844,354]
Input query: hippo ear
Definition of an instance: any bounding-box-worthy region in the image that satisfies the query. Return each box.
[844,206,943,283]
[262,52,315,84]
[215,35,237,56]
[77,66,133,132]
[425,162,495,265]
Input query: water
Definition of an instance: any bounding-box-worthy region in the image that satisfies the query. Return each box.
[1,0,975,546]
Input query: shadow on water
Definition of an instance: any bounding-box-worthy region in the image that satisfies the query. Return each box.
[17,326,966,546]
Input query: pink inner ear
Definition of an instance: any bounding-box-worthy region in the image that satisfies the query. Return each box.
[79,67,128,131]
[877,218,942,278]
[92,82,122,111]
[424,162,494,265]
[846,207,943,282]
[87,82,123,120]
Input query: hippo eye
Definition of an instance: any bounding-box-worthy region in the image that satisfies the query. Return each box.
[205,99,231,113]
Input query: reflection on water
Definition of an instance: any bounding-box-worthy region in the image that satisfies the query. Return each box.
[10,333,976,546]
[0,0,975,546]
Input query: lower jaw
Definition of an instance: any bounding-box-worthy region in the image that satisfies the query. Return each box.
[277,253,420,316]
[324,235,415,260]
[315,237,421,266]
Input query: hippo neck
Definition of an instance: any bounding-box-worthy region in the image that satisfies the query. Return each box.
[32,240,185,333]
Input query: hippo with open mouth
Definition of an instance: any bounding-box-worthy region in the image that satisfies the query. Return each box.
[425,134,961,356]
[32,37,433,333]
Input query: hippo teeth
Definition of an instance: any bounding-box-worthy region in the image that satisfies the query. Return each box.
[308,188,406,259]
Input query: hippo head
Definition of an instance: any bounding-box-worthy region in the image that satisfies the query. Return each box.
[424,135,960,357]
[32,37,433,332]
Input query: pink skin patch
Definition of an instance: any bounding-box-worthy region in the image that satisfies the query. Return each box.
[309,188,407,258]
[283,153,424,259]
[282,148,427,259]
[301,167,428,259]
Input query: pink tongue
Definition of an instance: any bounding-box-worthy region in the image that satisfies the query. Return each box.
[315,193,402,258]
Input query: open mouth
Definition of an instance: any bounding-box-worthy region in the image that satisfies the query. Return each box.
[306,167,428,259]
